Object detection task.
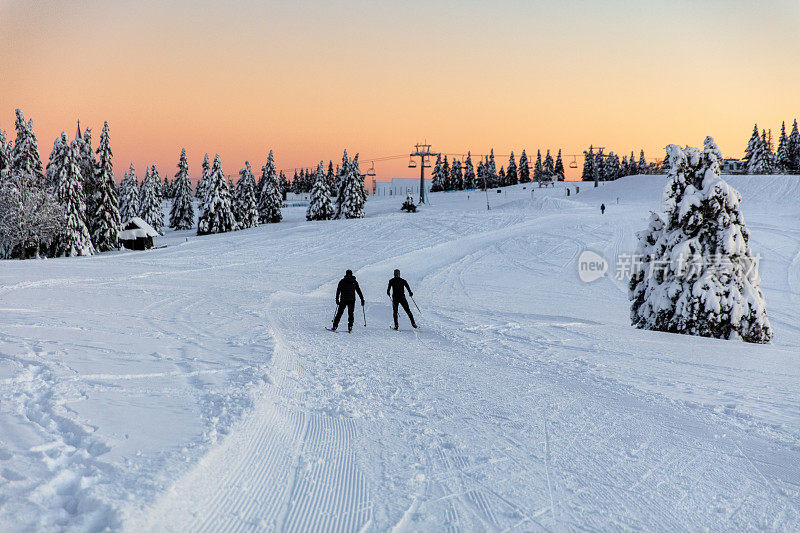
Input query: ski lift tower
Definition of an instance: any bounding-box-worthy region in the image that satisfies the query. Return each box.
[409,142,438,204]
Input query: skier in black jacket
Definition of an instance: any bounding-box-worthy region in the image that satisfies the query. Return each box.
[332,270,364,332]
[387,269,417,330]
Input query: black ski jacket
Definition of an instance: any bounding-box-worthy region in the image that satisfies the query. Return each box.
[336,274,364,304]
[387,276,413,301]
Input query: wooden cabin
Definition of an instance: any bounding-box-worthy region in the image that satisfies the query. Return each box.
[119,217,160,250]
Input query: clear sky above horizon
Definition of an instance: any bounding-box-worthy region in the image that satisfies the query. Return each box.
[2,0,799,182]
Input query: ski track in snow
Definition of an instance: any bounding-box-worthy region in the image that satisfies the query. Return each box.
[1,176,799,531]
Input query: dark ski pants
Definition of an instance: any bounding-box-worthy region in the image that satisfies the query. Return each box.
[333,300,355,329]
[393,298,415,328]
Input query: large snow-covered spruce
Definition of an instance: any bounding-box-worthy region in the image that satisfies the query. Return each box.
[629,137,772,343]
[197,154,237,235]
[306,162,334,221]
[169,149,195,230]
[55,141,95,257]
[234,161,259,229]
[91,122,121,251]
[256,150,282,224]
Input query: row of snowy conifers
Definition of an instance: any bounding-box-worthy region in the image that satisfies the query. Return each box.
[0,110,119,258]
[740,120,800,174]
[430,149,566,192]
[581,147,656,182]
[0,109,369,259]
[630,136,772,344]
[119,147,367,237]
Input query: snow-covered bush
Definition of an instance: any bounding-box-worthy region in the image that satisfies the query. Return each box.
[629,137,773,343]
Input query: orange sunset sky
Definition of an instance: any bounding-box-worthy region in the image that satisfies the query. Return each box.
[2,0,799,183]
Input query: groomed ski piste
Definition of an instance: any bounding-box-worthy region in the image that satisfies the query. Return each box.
[0,175,798,531]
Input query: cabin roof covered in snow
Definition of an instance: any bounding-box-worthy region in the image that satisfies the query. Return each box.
[120,217,160,240]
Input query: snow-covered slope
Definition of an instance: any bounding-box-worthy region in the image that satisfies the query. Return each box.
[0,176,798,531]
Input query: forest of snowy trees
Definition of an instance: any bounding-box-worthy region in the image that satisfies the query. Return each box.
[0,109,370,259]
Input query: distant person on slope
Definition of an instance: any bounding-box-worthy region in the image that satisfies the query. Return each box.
[387,269,417,330]
[332,270,364,333]
[600,203,606,214]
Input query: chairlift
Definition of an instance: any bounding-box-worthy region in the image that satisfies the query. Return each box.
[366,161,376,177]
[569,155,578,169]
[408,157,417,169]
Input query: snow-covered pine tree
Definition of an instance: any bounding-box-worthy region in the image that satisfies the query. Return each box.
[257,150,282,223]
[543,150,555,182]
[593,149,605,185]
[488,149,497,184]
[788,119,800,172]
[533,150,544,183]
[518,149,530,183]
[761,129,775,173]
[638,150,648,175]
[430,154,444,192]
[279,170,289,200]
[306,161,335,221]
[498,166,506,186]
[169,148,195,230]
[776,121,790,172]
[746,133,768,174]
[46,133,70,190]
[91,121,121,251]
[476,160,486,189]
[0,129,9,178]
[139,166,163,233]
[743,124,760,167]
[450,159,463,190]
[198,154,237,235]
[196,153,210,201]
[56,140,95,257]
[621,155,630,177]
[80,128,97,214]
[335,151,349,218]
[340,153,366,219]
[12,110,45,188]
[604,152,620,181]
[463,152,476,189]
[118,164,140,222]
[581,146,594,181]
[441,155,451,190]
[554,149,565,181]
[163,175,173,199]
[629,137,772,343]
[234,161,259,229]
[506,152,518,185]
[151,165,165,232]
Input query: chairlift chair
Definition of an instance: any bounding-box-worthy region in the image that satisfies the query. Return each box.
[408,157,417,169]
[569,156,578,169]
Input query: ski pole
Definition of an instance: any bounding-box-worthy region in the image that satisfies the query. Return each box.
[410,295,420,312]
[362,302,367,327]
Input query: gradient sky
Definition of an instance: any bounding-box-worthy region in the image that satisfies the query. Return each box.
[2,0,799,182]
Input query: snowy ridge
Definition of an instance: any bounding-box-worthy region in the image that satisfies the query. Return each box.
[0,176,799,530]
